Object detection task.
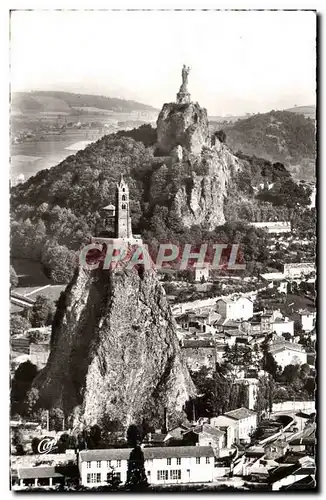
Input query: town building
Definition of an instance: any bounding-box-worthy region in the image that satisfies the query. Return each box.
[268,456,315,491]
[183,424,226,457]
[209,415,238,448]
[78,446,215,487]
[14,465,78,489]
[283,263,315,279]
[210,407,257,446]
[248,221,291,234]
[193,267,210,282]
[299,310,316,333]
[264,440,289,460]
[270,319,294,337]
[268,341,307,369]
[216,297,253,321]
[260,272,288,294]
[223,407,257,443]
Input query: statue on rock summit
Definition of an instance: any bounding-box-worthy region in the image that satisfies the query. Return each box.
[181,64,190,90]
[177,64,191,104]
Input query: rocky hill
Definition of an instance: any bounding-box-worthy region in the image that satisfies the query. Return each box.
[11,93,312,284]
[213,110,316,182]
[34,264,195,428]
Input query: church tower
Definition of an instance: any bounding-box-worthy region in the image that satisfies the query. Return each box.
[115,175,133,239]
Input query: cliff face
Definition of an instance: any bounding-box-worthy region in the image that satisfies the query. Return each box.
[156,100,243,229]
[34,264,195,428]
[157,102,210,155]
[173,142,242,229]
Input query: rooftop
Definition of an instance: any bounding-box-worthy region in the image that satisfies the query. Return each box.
[224,407,256,420]
[18,465,78,479]
[187,424,225,439]
[79,446,214,462]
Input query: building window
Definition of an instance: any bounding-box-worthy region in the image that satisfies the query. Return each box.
[157,470,168,481]
[97,461,101,468]
[87,473,100,484]
[122,188,125,192]
[117,460,121,467]
[170,470,181,480]
[176,458,181,465]
[206,457,210,464]
[122,203,126,210]
[107,460,111,468]
[147,471,151,477]
[122,195,126,201]
[196,457,200,464]
[87,461,91,469]
[167,458,171,465]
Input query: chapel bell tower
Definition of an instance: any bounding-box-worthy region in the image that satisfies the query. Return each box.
[115,175,133,239]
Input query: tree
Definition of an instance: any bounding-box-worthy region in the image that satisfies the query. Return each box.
[49,408,64,432]
[10,315,31,336]
[42,243,77,284]
[25,387,40,416]
[11,361,38,416]
[29,295,55,328]
[87,424,102,449]
[262,351,280,380]
[300,363,311,379]
[305,377,315,397]
[282,364,300,385]
[31,437,40,454]
[282,331,293,341]
[10,266,18,288]
[125,424,148,492]
[12,429,25,455]
[214,130,227,143]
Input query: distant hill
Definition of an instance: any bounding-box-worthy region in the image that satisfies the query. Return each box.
[211,109,316,182]
[11,91,158,114]
[286,105,316,120]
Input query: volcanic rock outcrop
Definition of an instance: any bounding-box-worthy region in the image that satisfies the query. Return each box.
[34,264,195,428]
[156,98,243,229]
[173,141,243,229]
[157,102,210,155]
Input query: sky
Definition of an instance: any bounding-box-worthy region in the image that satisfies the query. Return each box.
[10,9,316,115]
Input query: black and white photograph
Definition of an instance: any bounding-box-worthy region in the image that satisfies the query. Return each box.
[8,8,317,492]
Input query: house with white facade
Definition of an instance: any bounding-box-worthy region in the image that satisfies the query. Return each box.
[270,318,294,337]
[223,407,257,443]
[216,297,253,321]
[299,310,316,333]
[183,424,226,457]
[248,221,291,234]
[269,342,307,369]
[209,415,239,449]
[194,267,210,282]
[260,272,288,294]
[210,407,257,446]
[283,262,315,279]
[78,446,215,487]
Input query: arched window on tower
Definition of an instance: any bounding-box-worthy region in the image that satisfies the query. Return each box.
[122,195,126,201]
[122,204,126,210]
[122,188,125,192]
